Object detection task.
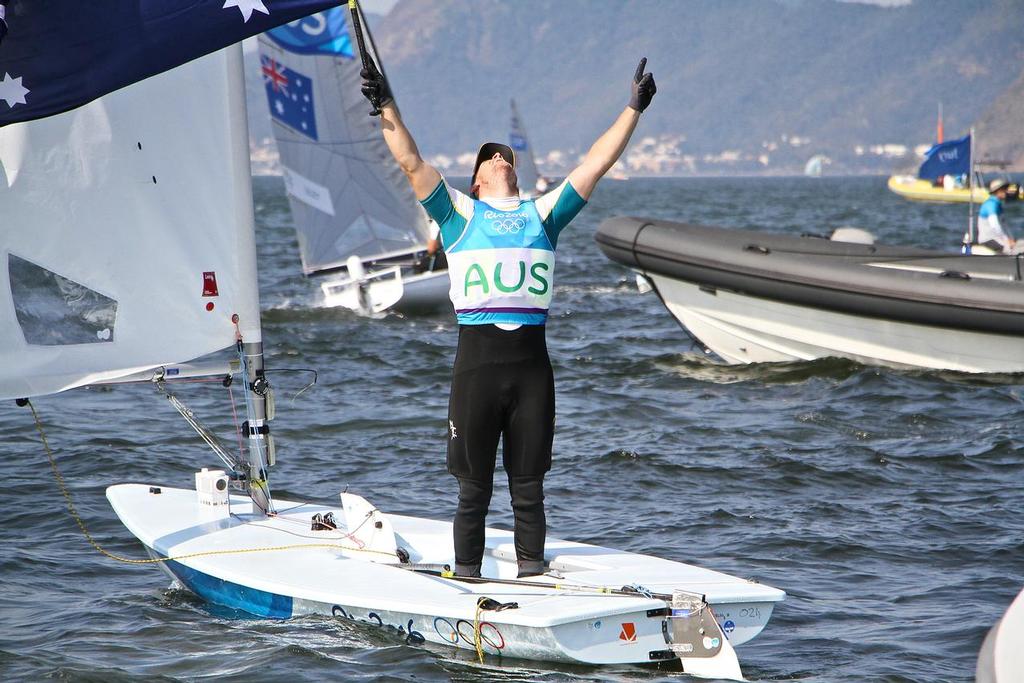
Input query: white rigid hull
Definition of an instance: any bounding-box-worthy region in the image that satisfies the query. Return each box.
[977,586,1024,682]
[646,274,1024,373]
[107,484,783,670]
[320,267,450,314]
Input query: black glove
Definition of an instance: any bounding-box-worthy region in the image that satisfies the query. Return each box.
[359,58,393,116]
[628,57,657,113]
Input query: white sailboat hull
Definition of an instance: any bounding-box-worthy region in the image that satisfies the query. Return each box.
[107,484,782,671]
[319,268,450,314]
[649,275,1024,373]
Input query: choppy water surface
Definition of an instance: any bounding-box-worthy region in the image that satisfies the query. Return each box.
[2,176,1021,682]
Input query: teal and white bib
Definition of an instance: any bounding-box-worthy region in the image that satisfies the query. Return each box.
[447,200,553,325]
[420,178,587,326]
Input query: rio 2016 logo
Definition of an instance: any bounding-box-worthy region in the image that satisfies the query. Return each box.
[483,210,528,235]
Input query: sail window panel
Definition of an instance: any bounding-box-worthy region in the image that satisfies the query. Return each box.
[8,254,117,345]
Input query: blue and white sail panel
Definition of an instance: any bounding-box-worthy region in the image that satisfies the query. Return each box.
[509,99,541,198]
[258,9,430,275]
[0,47,262,401]
[264,11,354,57]
[0,0,339,127]
[917,134,970,180]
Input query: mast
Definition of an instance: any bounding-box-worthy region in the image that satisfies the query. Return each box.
[967,127,976,247]
[226,45,276,514]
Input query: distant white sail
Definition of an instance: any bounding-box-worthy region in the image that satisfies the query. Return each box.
[804,155,826,177]
[0,47,261,401]
[257,10,429,276]
[509,98,542,196]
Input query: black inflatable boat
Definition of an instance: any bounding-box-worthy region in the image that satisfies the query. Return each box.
[595,217,1024,373]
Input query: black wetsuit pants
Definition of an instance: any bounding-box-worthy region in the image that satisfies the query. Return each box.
[446,324,555,578]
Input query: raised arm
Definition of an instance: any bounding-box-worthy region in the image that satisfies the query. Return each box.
[378,102,441,199]
[360,58,440,200]
[567,58,656,200]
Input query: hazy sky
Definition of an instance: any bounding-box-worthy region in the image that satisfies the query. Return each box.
[840,0,912,5]
[361,0,399,14]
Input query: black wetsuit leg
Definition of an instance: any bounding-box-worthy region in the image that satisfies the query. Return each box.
[507,476,546,576]
[453,477,492,577]
[447,325,555,577]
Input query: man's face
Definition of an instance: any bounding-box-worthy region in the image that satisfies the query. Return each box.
[476,152,517,191]
[995,188,1007,200]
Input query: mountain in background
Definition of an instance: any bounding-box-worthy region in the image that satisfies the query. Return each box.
[974,67,1024,170]
[248,0,1024,175]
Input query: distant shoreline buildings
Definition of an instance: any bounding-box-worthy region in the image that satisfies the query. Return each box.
[249,133,971,178]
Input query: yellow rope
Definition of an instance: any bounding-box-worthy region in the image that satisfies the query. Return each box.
[26,399,397,565]
[474,597,486,664]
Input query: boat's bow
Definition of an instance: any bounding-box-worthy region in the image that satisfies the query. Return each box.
[595,217,1024,372]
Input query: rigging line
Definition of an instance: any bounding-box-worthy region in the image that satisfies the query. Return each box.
[262,367,317,401]
[244,517,369,550]
[241,503,380,550]
[227,382,247,466]
[420,568,692,602]
[22,401,399,565]
[157,381,239,473]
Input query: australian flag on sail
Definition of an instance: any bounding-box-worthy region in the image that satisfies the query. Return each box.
[0,0,340,127]
[262,56,318,140]
[917,134,971,180]
[266,8,355,58]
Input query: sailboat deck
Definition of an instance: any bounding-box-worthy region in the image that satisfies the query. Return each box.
[107,484,782,632]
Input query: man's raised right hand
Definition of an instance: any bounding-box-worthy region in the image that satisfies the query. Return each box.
[359,58,394,116]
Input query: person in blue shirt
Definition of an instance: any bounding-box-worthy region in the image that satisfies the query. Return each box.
[977,180,1019,254]
[361,56,656,578]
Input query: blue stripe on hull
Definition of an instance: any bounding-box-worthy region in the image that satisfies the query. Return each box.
[165,559,293,619]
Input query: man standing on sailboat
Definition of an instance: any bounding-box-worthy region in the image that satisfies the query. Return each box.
[361,54,656,578]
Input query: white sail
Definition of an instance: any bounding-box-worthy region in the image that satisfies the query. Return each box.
[509,98,541,196]
[0,47,261,401]
[804,155,825,177]
[257,10,429,276]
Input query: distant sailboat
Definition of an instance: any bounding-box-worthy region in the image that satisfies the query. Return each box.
[258,9,448,314]
[804,155,826,178]
[509,98,551,197]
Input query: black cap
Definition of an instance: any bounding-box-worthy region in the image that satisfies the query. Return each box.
[471,142,516,187]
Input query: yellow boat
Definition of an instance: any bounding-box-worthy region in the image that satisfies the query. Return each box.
[887,175,989,203]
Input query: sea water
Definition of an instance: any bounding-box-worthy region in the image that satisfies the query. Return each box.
[1,176,1021,682]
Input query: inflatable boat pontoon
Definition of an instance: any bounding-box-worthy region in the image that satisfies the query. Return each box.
[596,217,1024,373]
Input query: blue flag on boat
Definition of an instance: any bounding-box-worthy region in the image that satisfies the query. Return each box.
[0,0,339,127]
[261,55,318,140]
[917,134,971,180]
[265,8,355,58]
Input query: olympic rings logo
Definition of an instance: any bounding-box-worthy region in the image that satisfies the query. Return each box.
[491,217,526,234]
[483,210,528,235]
